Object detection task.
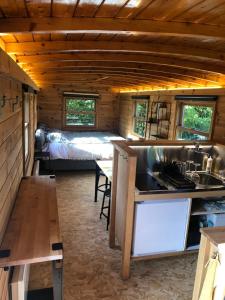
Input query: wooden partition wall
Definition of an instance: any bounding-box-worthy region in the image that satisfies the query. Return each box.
[0,50,37,300]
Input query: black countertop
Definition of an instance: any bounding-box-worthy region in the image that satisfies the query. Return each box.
[135,172,225,195]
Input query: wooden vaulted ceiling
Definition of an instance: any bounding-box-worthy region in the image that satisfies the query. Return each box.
[1,1,225,92]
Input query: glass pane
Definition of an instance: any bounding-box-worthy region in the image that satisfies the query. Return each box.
[182,105,213,133]
[177,130,207,141]
[135,101,148,118]
[66,99,95,112]
[134,120,146,137]
[66,113,95,126]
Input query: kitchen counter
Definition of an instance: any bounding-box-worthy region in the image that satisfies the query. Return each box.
[135,172,225,195]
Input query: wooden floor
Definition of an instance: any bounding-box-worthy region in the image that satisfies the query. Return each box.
[29,171,197,300]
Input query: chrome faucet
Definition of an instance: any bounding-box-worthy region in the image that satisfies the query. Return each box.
[193,142,210,157]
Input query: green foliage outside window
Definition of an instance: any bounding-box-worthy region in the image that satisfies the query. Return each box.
[177,104,213,141]
[133,101,148,137]
[65,98,96,126]
[182,105,213,132]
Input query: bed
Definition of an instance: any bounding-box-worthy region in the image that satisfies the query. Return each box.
[35,126,124,170]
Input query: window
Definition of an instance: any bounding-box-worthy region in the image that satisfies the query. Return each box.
[176,102,215,141]
[133,100,149,137]
[64,94,97,127]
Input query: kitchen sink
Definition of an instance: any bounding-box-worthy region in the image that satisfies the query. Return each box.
[187,172,224,188]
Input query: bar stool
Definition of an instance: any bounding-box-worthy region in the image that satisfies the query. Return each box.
[95,166,110,202]
[100,184,111,230]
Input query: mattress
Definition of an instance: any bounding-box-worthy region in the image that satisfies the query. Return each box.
[42,130,124,160]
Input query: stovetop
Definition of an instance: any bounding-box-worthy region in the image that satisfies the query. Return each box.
[136,173,167,191]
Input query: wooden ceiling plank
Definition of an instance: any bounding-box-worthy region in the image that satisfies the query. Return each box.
[172,0,225,23]
[200,4,225,25]
[25,0,51,17]
[6,40,225,63]
[32,33,51,42]
[24,61,224,84]
[135,0,188,20]
[0,0,27,17]
[95,0,128,18]
[28,69,210,86]
[92,0,105,17]
[14,33,33,42]
[75,0,103,17]
[52,0,77,17]
[2,17,225,40]
[116,0,154,19]
[1,34,17,43]
[193,1,225,24]
[31,71,205,88]
[160,0,205,21]
[16,52,225,76]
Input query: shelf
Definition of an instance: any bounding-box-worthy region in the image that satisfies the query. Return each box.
[191,199,225,216]
[150,134,168,139]
[186,245,200,251]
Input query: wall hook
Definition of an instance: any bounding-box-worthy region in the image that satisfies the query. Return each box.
[12,96,19,112]
[0,96,6,108]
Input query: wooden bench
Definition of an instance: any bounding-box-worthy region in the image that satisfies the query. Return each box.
[0,175,63,300]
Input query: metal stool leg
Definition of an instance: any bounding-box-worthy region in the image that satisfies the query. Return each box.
[100,191,106,219]
[94,164,100,202]
[107,195,111,231]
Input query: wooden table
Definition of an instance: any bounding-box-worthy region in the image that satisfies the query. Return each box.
[94,160,112,202]
[0,176,63,300]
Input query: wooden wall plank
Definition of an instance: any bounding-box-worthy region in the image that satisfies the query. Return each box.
[0,55,37,300]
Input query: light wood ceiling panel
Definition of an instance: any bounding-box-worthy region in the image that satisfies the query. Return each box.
[16,52,225,78]
[14,33,34,42]
[23,61,224,84]
[33,33,51,42]
[0,0,27,17]
[116,0,157,19]
[25,0,51,17]
[1,1,225,90]
[74,0,103,17]
[52,0,77,17]
[171,0,225,23]
[6,40,225,64]
[95,0,128,17]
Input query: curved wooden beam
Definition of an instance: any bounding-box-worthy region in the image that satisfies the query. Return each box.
[17,53,225,77]
[1,17,225,40]
[6,41,224,62]
[27,67,213,86]
[24,61,225,84]
[32,71,207,88]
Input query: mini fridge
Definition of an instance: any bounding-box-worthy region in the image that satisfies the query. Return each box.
[132,198,191,256]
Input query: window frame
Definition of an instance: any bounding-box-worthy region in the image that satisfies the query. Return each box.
[133,99,149,138]
[175,100,216,141]
[63,96,97,129]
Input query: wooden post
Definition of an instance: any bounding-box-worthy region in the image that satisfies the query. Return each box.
[109,147,119,249]
[121,155,137,280]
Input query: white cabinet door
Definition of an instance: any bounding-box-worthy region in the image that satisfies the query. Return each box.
[132,198,191,256]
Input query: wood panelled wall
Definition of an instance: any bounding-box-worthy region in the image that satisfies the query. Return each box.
[38,85,119,131]
[0,78,37,300]
[119,90,225,143]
